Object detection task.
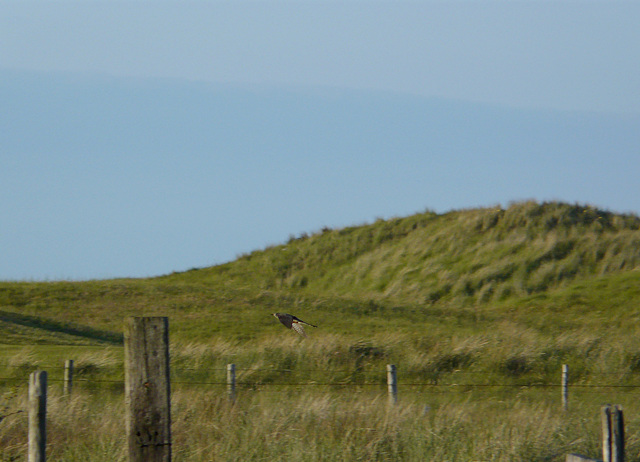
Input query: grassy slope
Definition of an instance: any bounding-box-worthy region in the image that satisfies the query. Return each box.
[176,200,640,302]
[0,201,639,379]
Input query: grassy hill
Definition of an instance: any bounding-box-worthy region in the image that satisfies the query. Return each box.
[2,200,640,461]
[171,200,640,303]
[0,200,639,377]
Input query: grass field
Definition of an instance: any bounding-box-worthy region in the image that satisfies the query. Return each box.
[1,201,640,460]
[2,349,640,461]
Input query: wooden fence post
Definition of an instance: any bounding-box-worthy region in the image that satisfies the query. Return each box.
[28,370,47,462]
[602,405,624,462]
[64,360,74,396]
[562,364,569,411]
[602,406,611,462]
[125,317,172,462]
[387,364,397,405]
[567,404,624,462]
[612,406,624,462]
[227,364,236,402]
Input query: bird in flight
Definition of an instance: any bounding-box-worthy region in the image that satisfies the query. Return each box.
[272,313,317,337]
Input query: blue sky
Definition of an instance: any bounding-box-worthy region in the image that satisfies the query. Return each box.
[1,1,639,281]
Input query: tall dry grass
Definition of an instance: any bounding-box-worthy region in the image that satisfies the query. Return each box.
[2,384,639,461]
[2,332,640,461]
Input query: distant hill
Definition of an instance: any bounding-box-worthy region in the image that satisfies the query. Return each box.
[166,200,640,306]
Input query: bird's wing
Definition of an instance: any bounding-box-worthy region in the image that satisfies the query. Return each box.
[277,314,293,328]
[292,316,317,328]
[291,322,307,337]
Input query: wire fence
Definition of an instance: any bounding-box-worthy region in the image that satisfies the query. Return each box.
[3,324,635,462]
[2,362,640,393]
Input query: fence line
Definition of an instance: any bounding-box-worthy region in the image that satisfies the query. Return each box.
[8,372,631,462]
[3,374,640,390]
[11,375,630,462]
[2,361,639,376]
[1,318,635,462]
[1,366,636,376]
[4,364,640,379]
[4,362,640,376]
[4,377,640,389]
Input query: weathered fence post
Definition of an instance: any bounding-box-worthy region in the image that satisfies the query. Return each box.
[562,364,569,411]
[566,404,625,462]
[64,360,74,396]
[602,405,624,462]
[612,406,625,462]
[602,406,611,462]
[227,364,236,402]
[387,364,397,405]
[125,317,172,462]
[28,370,47,462]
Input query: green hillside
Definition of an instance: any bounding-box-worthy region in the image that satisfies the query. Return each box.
[2,200,640,346]
[170,200,640,305]
[0,201,637,364]
[0,200,638,379]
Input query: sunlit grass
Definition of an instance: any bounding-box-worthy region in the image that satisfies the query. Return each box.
[2,379,640,461]
[2,330,640,461]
